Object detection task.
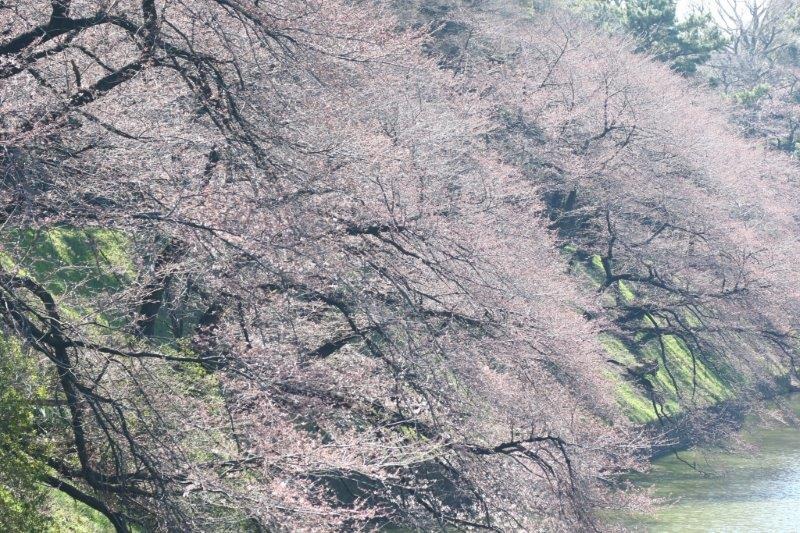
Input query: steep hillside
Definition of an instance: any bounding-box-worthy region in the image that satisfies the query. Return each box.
[1,0,799,531]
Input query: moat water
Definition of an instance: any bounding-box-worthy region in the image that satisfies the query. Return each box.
[622,395,800,532]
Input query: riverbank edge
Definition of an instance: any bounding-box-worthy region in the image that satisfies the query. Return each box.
[645,383,800,461]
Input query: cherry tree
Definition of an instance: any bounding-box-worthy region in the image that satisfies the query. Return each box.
[463,3,800,424]
[1,0,641,529]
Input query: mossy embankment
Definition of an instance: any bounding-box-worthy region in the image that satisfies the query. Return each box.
[566,246,795,448]
[0,228,130,532]
[0,227,262,531]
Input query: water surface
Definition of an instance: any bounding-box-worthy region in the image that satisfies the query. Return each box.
[624,397,800,532]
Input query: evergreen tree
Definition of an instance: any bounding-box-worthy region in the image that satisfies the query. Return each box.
[577,0,726,74]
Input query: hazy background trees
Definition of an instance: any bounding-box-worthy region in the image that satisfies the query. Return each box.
[705,0,800,152]
[575,0,800,152]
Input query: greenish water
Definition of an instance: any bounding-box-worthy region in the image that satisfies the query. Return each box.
[623,398,800,532]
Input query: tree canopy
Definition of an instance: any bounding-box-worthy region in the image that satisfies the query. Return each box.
[2,0,800,531]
